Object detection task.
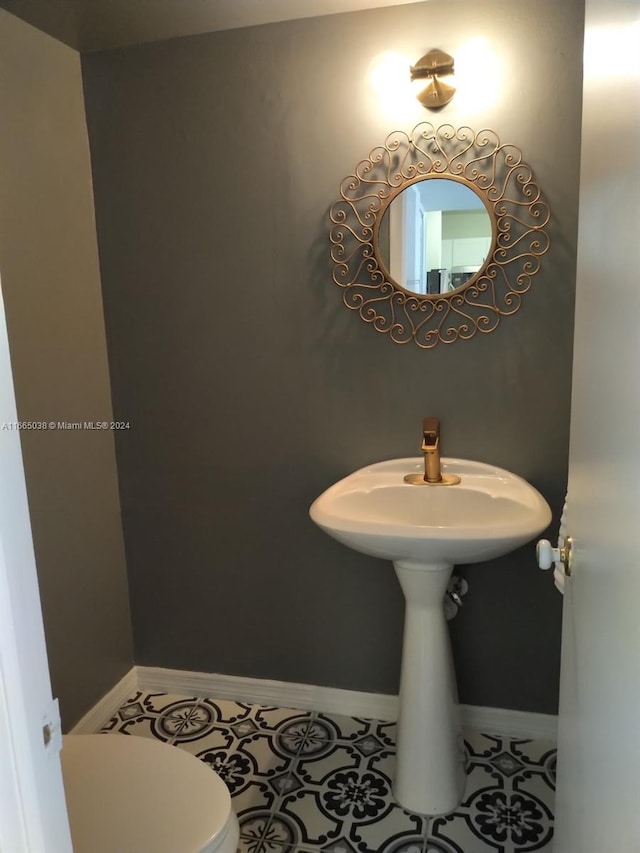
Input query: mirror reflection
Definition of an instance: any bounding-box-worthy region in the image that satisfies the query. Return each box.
[379,179,493,295]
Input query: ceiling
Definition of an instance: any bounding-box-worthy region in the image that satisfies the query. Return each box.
[0,0,426,52]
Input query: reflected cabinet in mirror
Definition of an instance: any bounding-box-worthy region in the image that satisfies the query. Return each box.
[329,124,550,348]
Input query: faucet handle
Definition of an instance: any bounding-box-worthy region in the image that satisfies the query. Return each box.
[422,417,440,445]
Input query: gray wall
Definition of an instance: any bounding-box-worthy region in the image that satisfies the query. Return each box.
[82,0,584,714]
[0,10,134,728]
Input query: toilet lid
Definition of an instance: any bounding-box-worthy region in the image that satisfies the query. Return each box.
[61,734,234,853]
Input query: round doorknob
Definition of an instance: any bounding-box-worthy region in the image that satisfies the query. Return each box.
[536,539,557,570]
[536,537,574,575]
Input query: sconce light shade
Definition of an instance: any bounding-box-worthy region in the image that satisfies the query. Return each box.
[410,48,456,109]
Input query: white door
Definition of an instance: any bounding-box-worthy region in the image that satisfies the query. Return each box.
[552,1,640,850]
[0,283,72,851]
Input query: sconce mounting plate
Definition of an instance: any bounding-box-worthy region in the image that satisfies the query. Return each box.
[410,49,456,109]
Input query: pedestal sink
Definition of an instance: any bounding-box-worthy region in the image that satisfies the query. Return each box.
[309,457,551,815]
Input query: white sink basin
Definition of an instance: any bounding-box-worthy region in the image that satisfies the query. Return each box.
[310,457,551,566]
[310,456,552,815]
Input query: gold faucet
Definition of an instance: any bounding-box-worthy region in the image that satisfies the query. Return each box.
[421,417,442,483]
[404,417,461,486]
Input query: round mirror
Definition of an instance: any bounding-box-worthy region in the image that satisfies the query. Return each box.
[329,123,550,348]
[377,179,493,295]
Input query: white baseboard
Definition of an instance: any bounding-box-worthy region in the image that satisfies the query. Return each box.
[460,704,557,741]
[136,666,400,722]
[70,667,138,734]
[71,665,557,741]
[135,666,558,742]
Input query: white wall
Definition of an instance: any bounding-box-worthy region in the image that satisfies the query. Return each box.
[0,282,72,851]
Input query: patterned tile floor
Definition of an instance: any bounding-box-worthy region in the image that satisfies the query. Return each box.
[100,692,556,853]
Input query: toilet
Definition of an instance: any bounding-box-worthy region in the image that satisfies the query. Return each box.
[61,734,240,853]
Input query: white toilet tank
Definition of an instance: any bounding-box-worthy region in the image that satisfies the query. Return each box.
[61,734,239,853]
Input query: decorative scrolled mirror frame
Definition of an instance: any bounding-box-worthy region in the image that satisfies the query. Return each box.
[329,123,550,348]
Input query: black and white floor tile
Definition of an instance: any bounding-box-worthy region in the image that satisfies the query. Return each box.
[101,693,556,853]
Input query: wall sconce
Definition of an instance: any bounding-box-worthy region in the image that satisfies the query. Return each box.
[410,49,456,109]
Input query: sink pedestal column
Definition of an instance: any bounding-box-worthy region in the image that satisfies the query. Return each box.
[392,560,466,815]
